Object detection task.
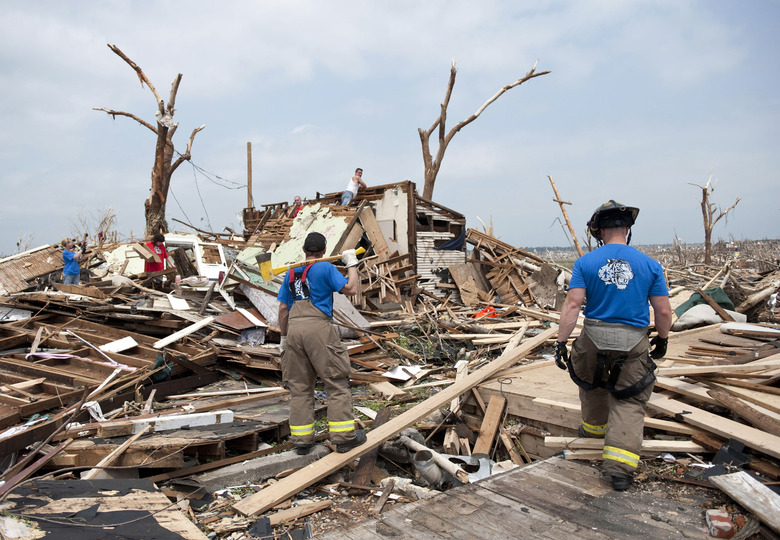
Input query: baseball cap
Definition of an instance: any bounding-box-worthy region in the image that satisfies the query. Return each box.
[303,232,327,253]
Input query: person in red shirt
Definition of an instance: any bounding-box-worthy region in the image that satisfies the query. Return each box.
[144,233,175,273]
[289,195,304,218]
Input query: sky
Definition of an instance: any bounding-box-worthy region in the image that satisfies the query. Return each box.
[1,0,778,257]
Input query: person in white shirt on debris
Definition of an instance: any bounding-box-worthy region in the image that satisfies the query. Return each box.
[340,168,366,206]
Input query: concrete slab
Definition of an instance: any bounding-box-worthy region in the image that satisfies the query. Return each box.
[192,444,330,492]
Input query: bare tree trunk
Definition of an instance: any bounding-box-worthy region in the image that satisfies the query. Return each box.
[690,172,741,265]
[419,60,549,200]
[94,44,204,238]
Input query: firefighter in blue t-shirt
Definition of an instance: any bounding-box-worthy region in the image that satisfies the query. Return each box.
[555,200,672,491]
[277,232,367,455]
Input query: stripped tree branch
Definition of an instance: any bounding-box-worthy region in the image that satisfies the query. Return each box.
[419,59,550,199]
[94,44,205,236]
[689,171,741,265]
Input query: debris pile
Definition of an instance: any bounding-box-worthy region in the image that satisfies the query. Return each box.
[1,182,779,539]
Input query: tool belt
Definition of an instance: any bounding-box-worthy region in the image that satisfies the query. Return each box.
[567,321,656,399]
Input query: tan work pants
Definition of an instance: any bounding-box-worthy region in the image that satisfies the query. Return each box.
[284,299,356,445]
[571,330,654,475]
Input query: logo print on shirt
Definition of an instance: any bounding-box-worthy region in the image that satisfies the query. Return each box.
[293,278,310,300]
[598,258,634,290]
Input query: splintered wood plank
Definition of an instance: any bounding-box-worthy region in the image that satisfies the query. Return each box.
[81,425,152,480]
[657,357,780,377]
[472,395,505,455]
[232,328,557,517]
[369,381,406,400]
[350,408,392,494]
[267,500,332,526]
[707,387,780,436]
[709,382,780,415]
[97,410,235,437]
[153,316,214,349]
[132,242,160,262]
[648,393,780,460]
[544,436,705,454]
[358,208,391,262]
[695,288,736,322]
[709,471,780,534]
[451,359,468,411]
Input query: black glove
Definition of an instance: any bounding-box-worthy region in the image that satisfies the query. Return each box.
[554,341,568,370]
[650,336,668,359]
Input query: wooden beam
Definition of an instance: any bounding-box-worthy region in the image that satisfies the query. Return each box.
[267,500,332,526]
[372,478,395,515]
[544,436,706,454]
[499,429,526,465]
[153,316,214,349]
[81,425,152,479]
[451,360,468,412]
[358,207,391,262]
[97,410,234,438]
[657,357,780,377]
[648,393,780,460]
[472,396,505,455]
[29,327,44,354]
[695,288,735,322]
[198,281,217,316]
[0,438,74,498]
[707,387,780,436]
[132,242,159,262]
[232,327,557,516]
[349,408,392,495]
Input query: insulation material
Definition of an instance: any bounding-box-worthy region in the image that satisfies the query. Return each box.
[271,203,351,265]
[373,186,411,255]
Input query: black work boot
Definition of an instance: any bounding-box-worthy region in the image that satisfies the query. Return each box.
[294,443,314,455]
[335,429,367,453]
[608,472,632,491]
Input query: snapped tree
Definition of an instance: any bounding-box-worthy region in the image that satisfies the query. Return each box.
[94,44,205,238]
[689,172,741,265]
[418,60,549,200]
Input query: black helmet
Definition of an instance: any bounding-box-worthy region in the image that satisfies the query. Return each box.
[587,200,639,245]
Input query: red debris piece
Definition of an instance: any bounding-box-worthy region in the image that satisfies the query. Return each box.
[705,508,735,539]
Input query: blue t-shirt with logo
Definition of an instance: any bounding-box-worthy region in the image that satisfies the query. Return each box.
[569,244,668,327]
[276,261,348,318]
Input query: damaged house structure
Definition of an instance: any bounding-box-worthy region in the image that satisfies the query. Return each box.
[241,179,561,311]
